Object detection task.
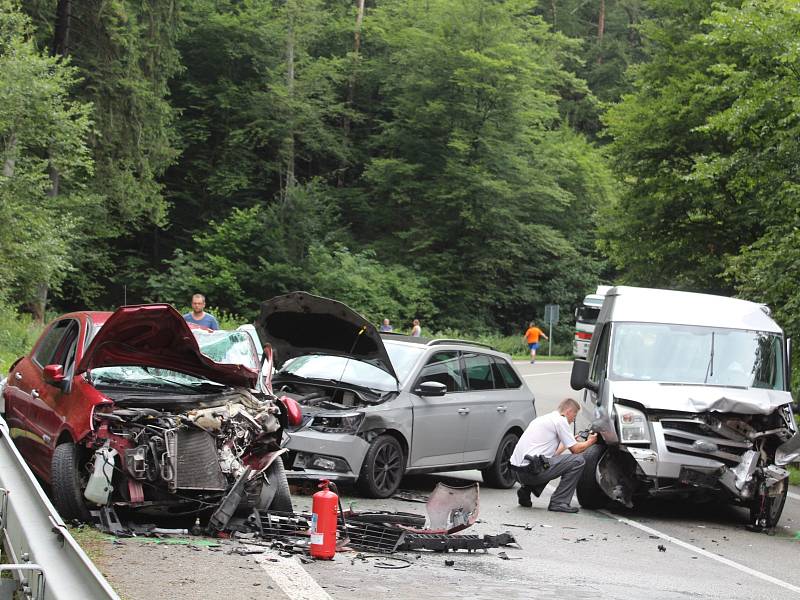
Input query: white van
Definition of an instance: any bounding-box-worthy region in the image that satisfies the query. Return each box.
[570,286,797,528]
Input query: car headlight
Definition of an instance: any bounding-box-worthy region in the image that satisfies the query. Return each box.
[309,412,364,434]
[616,405,650,444]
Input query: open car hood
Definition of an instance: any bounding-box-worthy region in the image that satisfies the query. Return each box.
[255,292,399,382]
[610,380,793,415]
[76,304,257,388]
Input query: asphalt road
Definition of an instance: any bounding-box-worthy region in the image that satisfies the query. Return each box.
[98,361,800,600]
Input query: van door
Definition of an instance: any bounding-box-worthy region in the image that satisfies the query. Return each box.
[585,323,618,444]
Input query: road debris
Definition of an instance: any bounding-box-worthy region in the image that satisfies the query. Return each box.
[658,545,667,552]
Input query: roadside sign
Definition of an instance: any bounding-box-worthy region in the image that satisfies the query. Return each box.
[543,304,559,357]
[544,304,559,325]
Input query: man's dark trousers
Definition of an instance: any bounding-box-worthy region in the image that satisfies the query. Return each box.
[515,453,586,506]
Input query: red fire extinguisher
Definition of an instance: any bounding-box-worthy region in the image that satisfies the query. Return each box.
[310,479,338,560]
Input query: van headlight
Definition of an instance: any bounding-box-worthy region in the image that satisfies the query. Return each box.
[616,405,650,444]
[310,412,364,434]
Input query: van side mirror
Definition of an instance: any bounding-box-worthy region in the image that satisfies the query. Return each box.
[570,359,598,392]
[43,364,66,387]
[416,381,447,397]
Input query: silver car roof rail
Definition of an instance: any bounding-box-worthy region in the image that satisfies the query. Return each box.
[427,338,496,351]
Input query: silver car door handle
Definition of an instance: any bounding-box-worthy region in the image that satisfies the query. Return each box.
[31,389,39,399]
[496,406,507,413]
[14,372,22,381]
[458,408,470,415]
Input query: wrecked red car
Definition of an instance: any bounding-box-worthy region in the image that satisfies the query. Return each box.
[2,304,299,526]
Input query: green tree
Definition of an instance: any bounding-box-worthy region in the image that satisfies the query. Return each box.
[23,0,183,308]
[0,1,93,314]
[600,0,759,294]
[349,0,614,330]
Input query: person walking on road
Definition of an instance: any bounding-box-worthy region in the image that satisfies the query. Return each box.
[523,321,548,363]
[183,293,220,330]
[379,318,393,332]
[510,398,597,513]
[410,319,421,337]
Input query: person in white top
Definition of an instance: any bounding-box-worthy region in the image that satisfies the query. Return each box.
[510,398,597,513]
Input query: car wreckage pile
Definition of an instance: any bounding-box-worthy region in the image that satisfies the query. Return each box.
[93,480,518,556]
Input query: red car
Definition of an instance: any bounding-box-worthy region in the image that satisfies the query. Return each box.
[2,304,300,526]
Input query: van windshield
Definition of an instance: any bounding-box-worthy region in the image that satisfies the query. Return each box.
[609,323,784,390]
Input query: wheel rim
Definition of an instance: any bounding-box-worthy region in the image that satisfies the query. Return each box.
[498,437,516,484]
[373,442,403,495]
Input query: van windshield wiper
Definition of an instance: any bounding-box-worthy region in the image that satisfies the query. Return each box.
[704,331,715,383]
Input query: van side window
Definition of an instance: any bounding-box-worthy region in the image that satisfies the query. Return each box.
[590,324,610,383]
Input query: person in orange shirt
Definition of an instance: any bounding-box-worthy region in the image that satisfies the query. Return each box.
[523,321,548,364]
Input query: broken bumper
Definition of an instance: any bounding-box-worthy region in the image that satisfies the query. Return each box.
[284,430,370,482]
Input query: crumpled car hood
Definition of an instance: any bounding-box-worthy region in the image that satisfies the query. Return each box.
[77,304,257,388]
[256,291,398,382]
[610,380,792,415]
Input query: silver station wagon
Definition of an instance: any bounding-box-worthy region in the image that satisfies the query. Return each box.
[256,292,537,498]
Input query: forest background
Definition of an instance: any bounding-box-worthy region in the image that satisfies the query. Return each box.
[2,0,800,384]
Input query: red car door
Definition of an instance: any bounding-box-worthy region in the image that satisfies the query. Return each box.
[8,318,80,479]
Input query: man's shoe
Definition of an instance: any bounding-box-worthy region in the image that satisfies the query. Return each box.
[548,503,579,514]
[517,487,532,507]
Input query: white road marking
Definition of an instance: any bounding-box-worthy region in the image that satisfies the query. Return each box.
[600,510,800,595]
[257,553,334,600]
[788,491,800,502]
[522,371,571,378]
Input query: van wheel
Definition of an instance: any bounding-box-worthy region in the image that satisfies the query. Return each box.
[357,435,404,498]
[51,442,92,522]
[576,444,609,509]
[750,480,787,528]
[481,432,519,488]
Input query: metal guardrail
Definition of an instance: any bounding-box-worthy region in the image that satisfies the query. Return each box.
[0,417,119,600]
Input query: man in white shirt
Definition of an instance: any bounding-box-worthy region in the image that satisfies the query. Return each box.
[510,398,597,513]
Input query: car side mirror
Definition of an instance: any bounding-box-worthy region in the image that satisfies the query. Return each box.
[416,381,447,397]
[43,364,66,387]
[570,359,598,392]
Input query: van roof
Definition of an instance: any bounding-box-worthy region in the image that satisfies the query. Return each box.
[606,286,782,333]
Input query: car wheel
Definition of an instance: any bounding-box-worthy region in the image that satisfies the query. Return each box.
[357,435,404,498]
[51,442,91,522]
[481,432,519,488]
[750,479,787,528]
[576,444,609,509]
[267,457,293,512]
[254,457,294,513]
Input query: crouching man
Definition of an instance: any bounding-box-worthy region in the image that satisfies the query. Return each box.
[510,398,597,513]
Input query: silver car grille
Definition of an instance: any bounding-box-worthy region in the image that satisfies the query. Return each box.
[661,419,752,466]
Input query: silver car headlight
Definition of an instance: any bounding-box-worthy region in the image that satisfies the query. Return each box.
[616,405,650,444]
[309,411,364,434]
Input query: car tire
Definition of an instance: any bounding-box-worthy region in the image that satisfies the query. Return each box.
[750,480,788,528]
[51,442,91,522]
[267,457,293,512]
[481,432,519,488]
[254,457,294,513]
[357,435,404,498]
[576,444,609,509]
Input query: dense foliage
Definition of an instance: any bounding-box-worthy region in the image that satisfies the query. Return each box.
[3,0,800,387]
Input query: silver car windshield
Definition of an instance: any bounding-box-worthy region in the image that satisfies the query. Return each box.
[90,329,257,389]
[609,322,784,389]
[277,342,425,391]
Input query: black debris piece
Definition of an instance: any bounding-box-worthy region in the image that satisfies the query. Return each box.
[658,545,667,552]
[445,559,455,567]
